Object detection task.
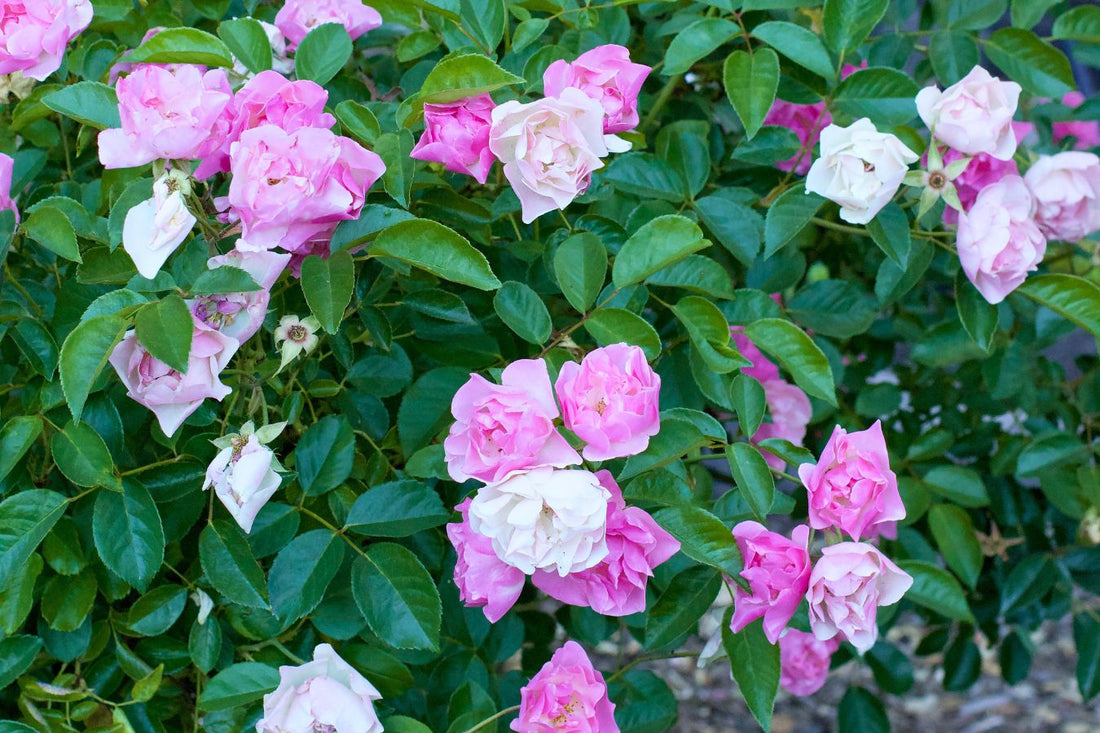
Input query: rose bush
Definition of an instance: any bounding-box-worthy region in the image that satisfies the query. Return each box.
[0,1,1098,732]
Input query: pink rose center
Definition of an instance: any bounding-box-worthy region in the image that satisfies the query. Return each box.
[137,351,179,389]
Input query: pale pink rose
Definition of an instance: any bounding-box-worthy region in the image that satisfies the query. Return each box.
[764,100,830,174]
[0,152,17,223]
[0,0,92,81]
[1023,151,1100,243]
[957,175,1047,304]
[798,420,905,541]
[779,629,839,696]
[190,249,291,344]
[1053,92,1100,150]
[274,0,382,50]
[223,124,384,254]
[257,643,383,733]
[730,326,780,383]
[531,471,679,616]
[203,434,281,533]
[489,87,628,223]
[555,343,661,461]
[410,94,496,184]
[98,64,233,169]
[543,44,651,134]
[122,173,196,279]
[916,66,1020,160]
[444,358,581,484]
[940,148,1019,225]
[752,379,812,471]
[446,498,526,623]
[807,542,913,654]
[729,522,811,644]
[512,641,619,733]
[196,70,336,179]
[108,320,237,437]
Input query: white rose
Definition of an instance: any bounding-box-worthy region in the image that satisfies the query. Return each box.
[256,643,383,733]
[203,423,285,533]
[916,65,1020,160]
[122,171,196,279]
[806,118,918,224]
[468,467,611,576]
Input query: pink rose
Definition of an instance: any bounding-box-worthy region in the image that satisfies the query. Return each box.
[108,319,237,437]
[0,152,17,223]
[444,358,581,484]
[98,64,233,169]
[203,433,281,534]
[0,0,92,81]
[1053,92,1100,151]
[531,471,679,616]
[957,175,1047,304]
[807,542,913,654]
[274,0,382,50]
[410,94,496,184]
[779,629,839,696]
[798,420,905,541]
[543,44,651,134]
[446,498,525,623]
[729,326,780,383]
[489,87,628,223]
[763,100,830,174]
[916,65,1021,160]
[555,343,661,461]
[512,641,619,733]
[729,522,812,644]
[196,70,336,179]
[190,249,291,344]
[223,124,385,254]
[940,148,1019,225]
[1023,151,1100,243]
[752,379,812,471]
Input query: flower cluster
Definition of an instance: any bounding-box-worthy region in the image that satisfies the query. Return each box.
[444,345,679,621]
[411,44,649,223]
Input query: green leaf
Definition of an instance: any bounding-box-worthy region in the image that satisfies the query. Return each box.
[722,616,780,732]
[398,52,523,127]
[645,566,721,650]
[646,255,736,300]
[1016,432,1087,476]
[1052,6,1100,43]
[134,294,193,373]
[923,465,989,507]
[460,0,505,52]
[375,131,416,208]
[620,419,708,481]
[664,18,739,76]
[1012,0,1060,29]
[353,543,442,651]
[929,30,980,86]
[696,194,762,266]
[955,270,998,353]
[198,662,279,711]
[823,0,889,53]
[1016,274,1100,340]
[751,21,834,79]
[295,23,352,85]
[723,48,780,140]
[1074,613,1100,702]
[583,309,662,361]
[763,187,824,257]
[493,281,552,344]
[0,555,43,635]
[745,318,837,405]
[190,618,222,674]
[42,81,120,129]
[671,296,745,373]
[866,202,911,268]
[1000,554,1055,614]
[301,250,355,335]
[984,28,1074,97]
[0,416,43,483]
[932,0,1007,29]
[837,686,889,733]
[0,490,68,589]
[131,663,164,703]
[218,18,272,75]
[729,374,766,438]
[59,314,129,422]
[50,420,117,489]
[653,505,741,577]
[788,279,878,339]
[199,521,269,609]
[897,560,975,622]
[11,319,58,380]
[726,442,776,521]
[24,205,80,262]
[396,30,441,63]
[512,18,549,52]
[604,153,685,201]
[127,28,234,68]
[612,215,710,288]
[370,219,501,290]
[126,584,187,636]
[92,480,165,591]
[833,67,919,126]
[268,529,345,623]
[554,232,607,314]
[344,480,450,537]
[398,367,469,455]
[0,636,43,690]
[190,266,262,295]
[335,100,381,146]
[294,415,355,496]
[866,641,915,694]
[608,670,679,733]
[928,504,983,589]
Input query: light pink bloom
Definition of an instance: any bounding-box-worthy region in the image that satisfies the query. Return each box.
[730,326,780,383]
[916,66,1020,160]
[489,87,628,223]
[257,643,383,733]
[512,641,619,733]
[1053,92,1100,150]
[957,175,1046,304]
[190,249,291,344]
[1023,151,1100,243]
[108,320,237,437]
[0,0,92,81]
[779,629,839,696]
[531,471,679,616]
[122,173,196,279]
[410,94,496,184]
[543,44,651,134]
[807,542,913,654]
[274,0,382,50]
[555,343,661,461]
[752,379,812,471]
[940,148,1019,225]
[196,70,336,179]
[0,152,17,223]
[798,420,905,541]
[729,522,812,644]
[204,434,281,533]
[764,100,830,174]
[444,358,581,484]
[224,124,384,254]
[446,498,525,623]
